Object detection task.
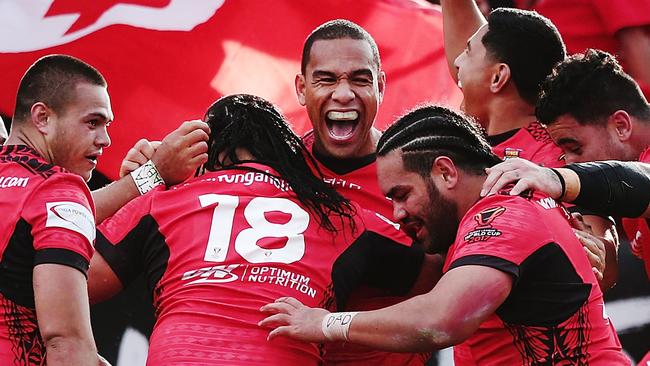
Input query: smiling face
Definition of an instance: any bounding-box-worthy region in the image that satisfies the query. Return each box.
[377,150,459,254]
[454,25,495,127]
[46,82,113,181]
[296,38,385,159]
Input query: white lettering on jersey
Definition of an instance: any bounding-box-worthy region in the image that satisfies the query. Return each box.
[0,176,29,188]
[0,0,225,52]
[46,201,95,245]
[537,197,558,210]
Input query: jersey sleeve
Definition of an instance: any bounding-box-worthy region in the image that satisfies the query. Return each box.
[446,195,553,281]
[22,173,96,276]
[95,190,156,286]
[331,209,424,309]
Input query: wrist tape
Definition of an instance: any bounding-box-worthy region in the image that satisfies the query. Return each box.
[321,312,358,342]
[130,160,165,195]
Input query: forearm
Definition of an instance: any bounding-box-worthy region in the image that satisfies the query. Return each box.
[559,161,650,218]
[345,293,456,352]
[440,0,487,80]
[92,176,139,224]
[45,335,98,366]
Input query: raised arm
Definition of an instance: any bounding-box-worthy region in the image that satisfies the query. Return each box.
[260,265,511,352]
[92,120,209,223]
[440,0,487,81]
[34,264,98,366]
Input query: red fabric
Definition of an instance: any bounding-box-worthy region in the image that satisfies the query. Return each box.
[0,145,95,365]
[622,146,650,280]
[444,191,627,365]
[98,163,411,365]
[303,133,428,365]
[514,0,650,55]
[0,0,461,180]
[491,122,565,168]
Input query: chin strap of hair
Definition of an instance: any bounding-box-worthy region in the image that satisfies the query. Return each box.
[130,160,165,195]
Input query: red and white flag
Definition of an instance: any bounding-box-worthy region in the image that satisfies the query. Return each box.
[0,0,461,179]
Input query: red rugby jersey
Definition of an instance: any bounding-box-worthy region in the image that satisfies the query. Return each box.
[96,163,423,366]
[303,131,430,366]
[623,146,650,279]
[489,121,565,168]
[0,145,95,365]
[444,190,628,365]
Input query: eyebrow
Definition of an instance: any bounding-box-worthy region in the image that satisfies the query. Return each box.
[312,68,374,79]
[555,137,579,146]
[86,112,112,122]
[385,186,405,200]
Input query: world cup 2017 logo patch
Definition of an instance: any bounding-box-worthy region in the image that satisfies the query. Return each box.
[464,206,506,243]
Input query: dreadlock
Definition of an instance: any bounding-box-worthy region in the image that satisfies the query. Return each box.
[202,94,355,232]
[377,105,501,176]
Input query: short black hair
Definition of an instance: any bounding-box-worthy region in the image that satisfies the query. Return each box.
[377,105,501,175]
[203,94,354,232]
[483,8,566,105]
[301,19,380,74]
[13,54,106,123]
[536,49,650,126]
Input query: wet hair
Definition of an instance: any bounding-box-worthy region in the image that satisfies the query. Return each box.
[202,94,354,232]
[13,54,106,123]
[536,49,650,126]
[377,105,501,175]
[482,8,566,104]
[301,19,380,74]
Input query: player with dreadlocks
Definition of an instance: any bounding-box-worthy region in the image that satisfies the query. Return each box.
[87,94,425,366]
[260,104,628,365]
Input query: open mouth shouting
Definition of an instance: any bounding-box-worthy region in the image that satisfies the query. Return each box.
[326,110,359,142]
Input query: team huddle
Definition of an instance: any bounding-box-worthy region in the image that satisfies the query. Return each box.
[0,1,649,366]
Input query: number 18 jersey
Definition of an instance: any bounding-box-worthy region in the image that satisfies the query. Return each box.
[96,163,421,366]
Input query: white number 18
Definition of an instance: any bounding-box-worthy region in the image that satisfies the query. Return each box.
[198,194,309,264]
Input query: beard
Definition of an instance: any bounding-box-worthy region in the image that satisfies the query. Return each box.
[420,178,460,255]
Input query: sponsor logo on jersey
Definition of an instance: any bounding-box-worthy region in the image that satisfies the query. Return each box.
[182,264,240,284]
[182,264,318,298]
[464,206,505,243]
[197,170,292,191]
[536,197,559,210]
[0,176,29,188]
[504,148,522,159]
[46,201,95,245]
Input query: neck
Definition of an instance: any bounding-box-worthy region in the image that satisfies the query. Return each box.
[486,97,537,136]
[453,173,485,223]
[5,126,52,162]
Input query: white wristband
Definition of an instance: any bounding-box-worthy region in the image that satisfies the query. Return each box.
[321,312,358,342]
[130,160,165,195]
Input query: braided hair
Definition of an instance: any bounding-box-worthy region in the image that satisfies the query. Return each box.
[377,105,501,176]
[202,94,354,232]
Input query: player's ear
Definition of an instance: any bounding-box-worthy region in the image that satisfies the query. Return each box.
[609,110,632,142]
[295,74,307,106]
[490,63,511,94]
[31,102,53,135]
[432,156,459,189]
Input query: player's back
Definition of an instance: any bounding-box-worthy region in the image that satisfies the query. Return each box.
[98,163,366,365]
